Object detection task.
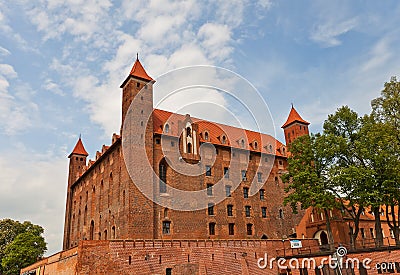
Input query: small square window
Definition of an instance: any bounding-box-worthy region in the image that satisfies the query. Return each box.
[225,186,232,197]
[206,165,212,176]
[162,221,170,234]
[207,184,213,196]
[245,206,251,217]
[243,187,249,199]
[261,207,267,218]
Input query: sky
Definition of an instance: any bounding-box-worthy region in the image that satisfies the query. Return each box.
[0,0,400,256]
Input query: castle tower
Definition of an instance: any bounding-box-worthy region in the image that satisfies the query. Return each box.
[63,137,88,249]
[120,54,154,133]
[281,105,310,146]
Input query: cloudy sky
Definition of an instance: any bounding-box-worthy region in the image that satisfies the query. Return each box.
[1,0,400,255]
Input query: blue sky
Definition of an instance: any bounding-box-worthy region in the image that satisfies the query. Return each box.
[1,0,399,255]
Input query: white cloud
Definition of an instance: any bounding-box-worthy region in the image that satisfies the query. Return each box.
[361,37,393,73]
[0,147,68,256]
[0,46,10,57]
[310,18,358,47]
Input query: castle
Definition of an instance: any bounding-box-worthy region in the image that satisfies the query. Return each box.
[62,57,310,250]
[22,56,400,275]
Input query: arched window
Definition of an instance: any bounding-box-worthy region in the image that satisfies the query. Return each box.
[254,141,258,149]
[164,208,168,218]
[204,131,209,140]
[164,124,170,133]
[221,135,227,144]
[84,205,87,225]
[241,139,245,148]
[112,226,116,239]
[186,127,191,137]
[187,142,192,153]
[159,161,167,193]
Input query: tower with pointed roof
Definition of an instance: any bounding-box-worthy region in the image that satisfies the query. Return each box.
[281,105,310,146]
[63,137,89,249]
[120,54,154,133]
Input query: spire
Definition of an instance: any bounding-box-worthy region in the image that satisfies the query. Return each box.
[281,105,310,128]
[120,54,153,88]
[69,137,89,158]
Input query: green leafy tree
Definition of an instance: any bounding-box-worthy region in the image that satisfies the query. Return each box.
[283,134,339,248]
[0,219,47,274]
[371,76,400,245]
[322,106,369,249]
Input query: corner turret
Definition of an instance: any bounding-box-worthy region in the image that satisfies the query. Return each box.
[282,105,310,145]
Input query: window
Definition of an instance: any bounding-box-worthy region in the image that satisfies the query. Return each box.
[221,135,226,144]
[224,167,229,178]
[225,185,232,197]
[279,209,284,219]
[159,162,167,193]
[259,189,265,200]
[166,268,172,275]
[164,124,169,133]
[243,187,249,198]
[245,206,251,217]
[370,228,375,239]
[246,224,253,235]
[360,228,365,239]
[205,165,212,176]
[208,203,215,215]
[254,141,258,149]
[112,226,116,239]
[155,138,161,144]
[204,131,209,140]
[227,205,233,216]
[257,172,262,182]
[228,223,235,235]
[241,139,245,148]
[186,127,191,137]
[187,142,192,153]
[209,222,215,235]
[261,207,267,218]
[241,170,247,181]
[207,184,213,196]
[171,141,175,147]
[136,82,140,88]
[162,221,171,234]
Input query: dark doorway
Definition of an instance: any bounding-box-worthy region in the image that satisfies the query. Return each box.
[320,231,328,245]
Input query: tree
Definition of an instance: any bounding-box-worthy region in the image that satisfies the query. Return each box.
[283,134,339,248]
[371,76,400,245]
[322,106,369,249]
[0,219,47,274]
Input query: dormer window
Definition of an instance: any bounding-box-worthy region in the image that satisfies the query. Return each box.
[221,135,227,144]
[241,139,245,148]
[164,123,170,134]
[186,127,191,137]
[204,131,209,141]
[187,142,192,153]
[254,141,258,150]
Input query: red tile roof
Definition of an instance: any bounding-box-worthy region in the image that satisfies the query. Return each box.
[153,109,285,156]
[69,138,88,157]
[129,57,153,81]
[281,106,309,128]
